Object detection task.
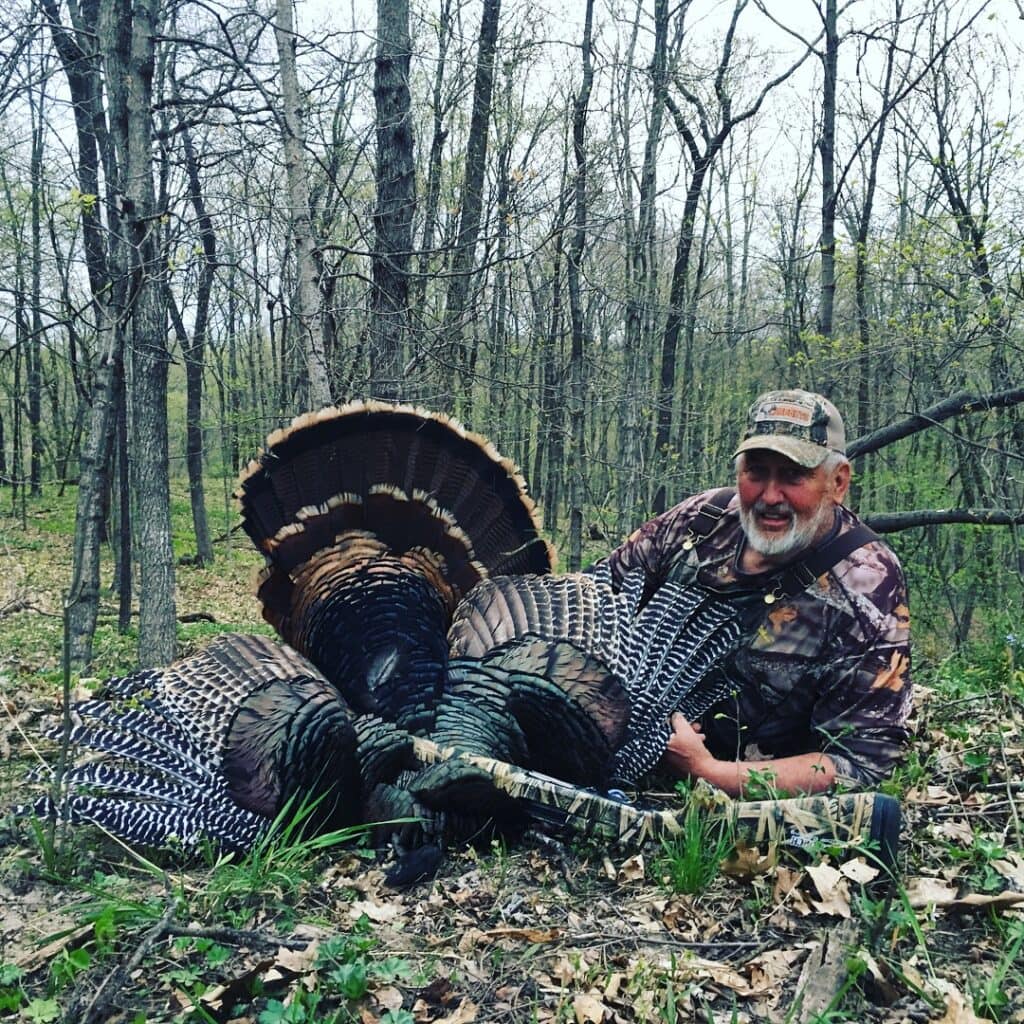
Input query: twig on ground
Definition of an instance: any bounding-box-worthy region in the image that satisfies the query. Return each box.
[72,894,178,1024]
[165,924,315,951]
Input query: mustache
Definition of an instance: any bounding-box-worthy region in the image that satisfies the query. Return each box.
[753,500,794,516]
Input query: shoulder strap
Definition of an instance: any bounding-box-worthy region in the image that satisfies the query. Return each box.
[768,521,880,602]
[682,487,736,549]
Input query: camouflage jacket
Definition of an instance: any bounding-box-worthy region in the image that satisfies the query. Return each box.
[606,489,913,787]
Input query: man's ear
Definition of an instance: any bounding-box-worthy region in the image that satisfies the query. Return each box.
[831,460,852,503]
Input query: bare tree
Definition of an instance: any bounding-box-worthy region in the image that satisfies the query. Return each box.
[370,0,415,400]
[440,0,500,419]
[275,0,332,409]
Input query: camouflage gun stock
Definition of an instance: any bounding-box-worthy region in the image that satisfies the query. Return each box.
[408,736,900,870]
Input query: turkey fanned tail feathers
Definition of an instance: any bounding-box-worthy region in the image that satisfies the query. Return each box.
[25,403,751,855]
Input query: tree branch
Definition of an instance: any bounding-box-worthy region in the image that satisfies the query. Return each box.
[863,509,1024,533]
[847,386,1024,458]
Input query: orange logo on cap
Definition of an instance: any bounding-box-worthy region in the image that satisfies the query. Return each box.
[760,403,813,425]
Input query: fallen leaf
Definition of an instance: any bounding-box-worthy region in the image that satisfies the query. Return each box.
[932,980,995,1023]
[438,997,477,1023]
[905,876,958,909]
[933,819,975,845]
[350,899,400,924]
[992,851,1024,887]
[200,958,274,1012]
[838,858,880,884]
[573,992,610,1023]
[617,854,645,884]
[744,947,805,993]
[14,924,92,969]
[457,927,487,952]
[806,862,851,918]
[721,840,776,879]
[373,985,404,1011]
[276,942,319,973]
[552,953,590,985]
[948,891,1024,913]
[603,972,623,1000]
[905,785,956,806]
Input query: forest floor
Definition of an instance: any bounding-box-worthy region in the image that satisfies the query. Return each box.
[0,493,1022,1024]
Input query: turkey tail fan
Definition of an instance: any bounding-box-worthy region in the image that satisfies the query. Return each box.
[608,577,748,786]
[238,401,555,591]
[438,638,631,788]
[20,634,363,853]
[449,565,750,788]
[237,402,554,723]
[447,565,636,678]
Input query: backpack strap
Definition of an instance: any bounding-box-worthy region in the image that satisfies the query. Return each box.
[680,487,736,551]
[764,521,880,605]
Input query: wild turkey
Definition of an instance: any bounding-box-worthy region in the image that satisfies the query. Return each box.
[24,402,751,854]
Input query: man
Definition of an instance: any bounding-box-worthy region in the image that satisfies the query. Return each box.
[606,389,912,797]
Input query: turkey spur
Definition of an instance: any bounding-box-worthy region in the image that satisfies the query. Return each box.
[24,402,746,853]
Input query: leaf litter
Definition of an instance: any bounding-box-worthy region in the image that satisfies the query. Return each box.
[1,511,1023,1021]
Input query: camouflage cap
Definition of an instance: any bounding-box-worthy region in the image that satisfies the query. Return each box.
[733,389,846,468]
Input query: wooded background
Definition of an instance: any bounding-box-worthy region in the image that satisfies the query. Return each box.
[0,0,1021,668]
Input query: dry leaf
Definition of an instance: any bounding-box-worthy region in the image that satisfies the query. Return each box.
[438,997,478,1024]
[275,942,319,974]
[992,851,1024,887]
[721,840,776,879]
[603,972,623,1000]
[617,854,645,883]
[905,785,956,806]
[906,876,959,908]
[744,947,805,993]
[200,958,274,1012]
[838,858,880,884]
[350,899,400,924]
[655,954,764,996]
[948,891,1024,912]
[373,985,404,1011]
[934,819,975,845]
[552,953,590,985]
[806,862,851,918]
[457,927,487,952]
[573,991,611,1023]
[932,980,995,1024]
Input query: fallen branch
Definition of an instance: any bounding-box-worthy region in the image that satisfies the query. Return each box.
[70,896,177,1024]
[848,385,1024,459]
[178,611,216,624]
[165,923,314,951]
[0,599,56,620]
[862,508,1024,533]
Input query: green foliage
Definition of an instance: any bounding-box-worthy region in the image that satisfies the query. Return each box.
[656,782,735,894]
[970,918,1024,1020]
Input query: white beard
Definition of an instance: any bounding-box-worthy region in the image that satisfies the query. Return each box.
[739,499,836,559]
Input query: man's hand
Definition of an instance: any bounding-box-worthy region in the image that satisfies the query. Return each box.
[660,712,837,797]
[661,713,715,778]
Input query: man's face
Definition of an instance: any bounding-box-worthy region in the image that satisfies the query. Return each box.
[736,449,850,558]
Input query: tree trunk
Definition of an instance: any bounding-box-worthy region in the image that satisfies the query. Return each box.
[440,0,501,415]
[564,0,594,571]
[370,0,415,401]
[43,0,127,666]
[115,0,176,666]
[176,115,216,566]
[817,0,838,339]
[275,0,332,409]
